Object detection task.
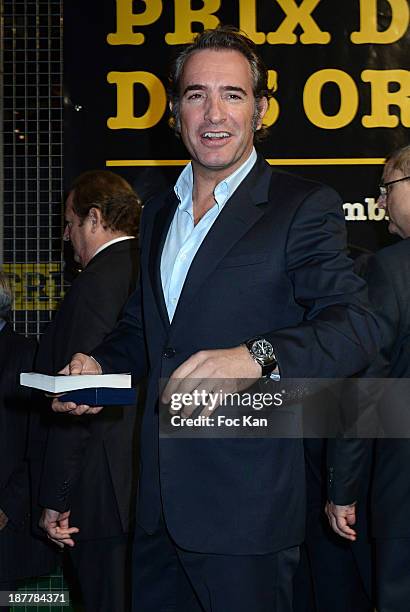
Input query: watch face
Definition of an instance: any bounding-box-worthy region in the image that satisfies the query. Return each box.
[251,339,275,362]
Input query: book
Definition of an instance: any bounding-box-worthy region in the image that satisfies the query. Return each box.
[60,387,138,406]
[20,372,131,394]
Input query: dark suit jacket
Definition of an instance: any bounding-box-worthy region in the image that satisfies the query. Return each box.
[329,238,410,538]
[35,239,140,539]
[92,156,378,554]
[0,324,57,580]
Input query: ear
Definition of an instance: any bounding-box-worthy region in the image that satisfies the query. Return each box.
[89,207,102,231]
[169,100,181,133]
[255,97,269,130]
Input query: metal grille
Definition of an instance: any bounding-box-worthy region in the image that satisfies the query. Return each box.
[1,1,68,608]
[1,0,64,337]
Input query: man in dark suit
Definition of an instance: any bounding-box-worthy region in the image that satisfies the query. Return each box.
[0,271,57,609]
[36,170,141,611]
[52,27,379,612]
[326,144,410,612]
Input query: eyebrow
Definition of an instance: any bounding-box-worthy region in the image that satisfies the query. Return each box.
[182,84,248,97]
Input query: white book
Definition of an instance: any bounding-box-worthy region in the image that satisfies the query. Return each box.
[20,372,131,393]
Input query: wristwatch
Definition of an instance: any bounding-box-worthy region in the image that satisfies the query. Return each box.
[245,337,278,377]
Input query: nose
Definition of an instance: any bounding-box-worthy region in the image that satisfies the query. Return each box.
[204,95,225,124]
[63,224,70,242]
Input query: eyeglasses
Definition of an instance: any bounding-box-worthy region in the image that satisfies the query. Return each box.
[379,175,410,198]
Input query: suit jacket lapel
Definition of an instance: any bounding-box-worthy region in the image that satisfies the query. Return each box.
[148,189,179,330]
[170,156,273,330]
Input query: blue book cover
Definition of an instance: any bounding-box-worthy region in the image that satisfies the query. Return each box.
[60,387,137,406]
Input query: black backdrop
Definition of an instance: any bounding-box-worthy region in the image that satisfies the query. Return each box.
[64,0,410,252]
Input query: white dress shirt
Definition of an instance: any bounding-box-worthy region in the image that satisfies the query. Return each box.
[160,149,257,322]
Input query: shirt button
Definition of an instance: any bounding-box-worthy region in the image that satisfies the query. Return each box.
[179,253,187,261]
[163,347,176,358]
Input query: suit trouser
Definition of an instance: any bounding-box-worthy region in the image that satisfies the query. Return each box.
[294,524,372,612]
[375,538,410,612]
[132,518,299,612]
[66,533,132,612]
[0,580,18,612]
[293,439,372,612]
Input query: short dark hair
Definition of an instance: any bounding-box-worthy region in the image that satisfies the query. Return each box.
[70,170,141,235]
[168,25,275,140]
[0,270,12,319]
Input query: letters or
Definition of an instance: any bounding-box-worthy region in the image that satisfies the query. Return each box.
[361,69,410,128]
[303,69,359,129]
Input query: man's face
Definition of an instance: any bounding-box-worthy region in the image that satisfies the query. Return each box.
[176,49,268,180]
[378,165,410,239]
[63,192,93,267]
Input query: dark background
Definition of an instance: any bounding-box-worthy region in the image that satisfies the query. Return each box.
[64,0,410,253]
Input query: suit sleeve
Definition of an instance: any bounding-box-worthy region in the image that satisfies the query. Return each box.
[91,279,147,378]
[266,186,380,378]
[327,253,398,504]
[365,255,401,368]
[327,376,376,505]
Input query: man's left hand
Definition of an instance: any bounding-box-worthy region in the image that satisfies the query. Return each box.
[162,345,261,416]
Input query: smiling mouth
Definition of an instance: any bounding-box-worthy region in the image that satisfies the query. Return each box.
[201,131,230,139]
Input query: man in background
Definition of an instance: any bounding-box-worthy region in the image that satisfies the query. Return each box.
[0,270,57,611]
[35,170,141,612]
[327,144,410,612]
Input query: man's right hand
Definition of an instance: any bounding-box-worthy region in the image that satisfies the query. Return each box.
[51,353,103,415]
[325,501,357,541]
